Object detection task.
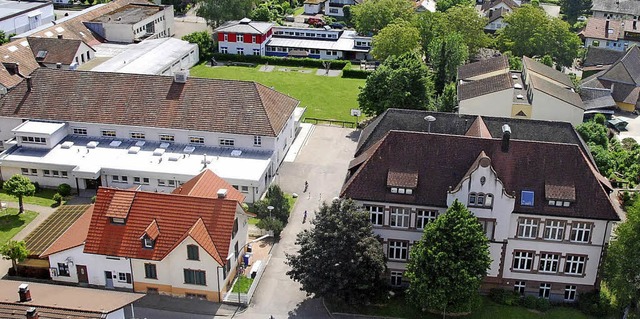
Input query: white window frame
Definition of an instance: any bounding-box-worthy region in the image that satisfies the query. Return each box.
[514,281,526,295]
[539,283,551,299]
[168,180,176,187]
[189,136,205,144]
[237,48,244,55]
[388,240,408,261]
[112,175,119,182]
[73,128,87,135]
[133,176,142,185]
[365,205,384,226]
[158,179,166,186]
[389,207,409,228]
[159,134,175,142]
[219,139,235,147]
[538,253,560,273]
[416,210,438,230]
[220,47,228,54]
[43,169,51,177]
[564,285,577,301]
[564,255,586,275]
[513,251,534,271]
[543,220,565,241]
[390,271,403,287]
[254,135,262,146]
[130,132,146,140]
[570,222,592,243]
[517,218,539,239]
[102,130,116,137]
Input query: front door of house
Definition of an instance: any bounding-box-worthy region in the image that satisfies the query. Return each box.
[76,265,88,284]
[104,271,114,289]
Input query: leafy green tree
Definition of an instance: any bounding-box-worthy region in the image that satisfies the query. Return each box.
[540,54,553,67]
[442,5,491,55]
[252,184,291,224]
[250,6,274,21]
[428,32,468,94]
[0,240,29,273]
[196,0,254,27]
[433,81,457,112]
[371,21,420,60]
[577,120,608,148]
[414,11,445,55]
[435,0,473,12]
[604,196,640,316]
[496,5,581,68]
[182,31,215,62]
[2,175,35,214]
[0,30,9,45]
[256,217,284,238]
[406,200,490,314]
[559,0,591,24]
[358,52,434,116]
[343,5,352,25]
[351,0,415,34]
[285,199,387,304]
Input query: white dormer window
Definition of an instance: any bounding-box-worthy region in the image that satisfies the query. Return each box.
[143,237,154,249]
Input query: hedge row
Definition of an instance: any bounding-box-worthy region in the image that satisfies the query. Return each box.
[342,68,370,79]
[212,53,349,69]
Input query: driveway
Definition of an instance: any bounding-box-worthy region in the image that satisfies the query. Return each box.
[172,5,210,39]
[237,125,359,319]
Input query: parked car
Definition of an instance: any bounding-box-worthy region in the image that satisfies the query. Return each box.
[329,22,344,29]
[284,15,294,22]
[306,17,325,27]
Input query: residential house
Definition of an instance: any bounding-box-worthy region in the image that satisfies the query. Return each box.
[479,0,519,32]
[581,45,640,111]
[458,55,585,125]
[0,68,300,202]
[27,36,95,69]
[324,0,360,17]
[581,46,625,76]
[42,169,251,302]
[580,18,640,51]
[304,0,326,15]
[591,0,640,20]
[214,18,372,60]
[341,109,620,301]
[0,280,142,319]
[0,0,53,36]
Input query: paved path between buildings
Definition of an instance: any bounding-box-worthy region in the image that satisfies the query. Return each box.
[236,125,359,319]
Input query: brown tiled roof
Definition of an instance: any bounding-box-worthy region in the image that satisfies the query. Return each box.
[387,170,418,188]
[457,55,508,81]
[0,302,105,319]
[40,206,93,257]
[104,191,135,219]
[84,188,239,263]
[342,130,619,221]
[27,37,89,65]
[545,184,576,201]
[581,18,622,41]
[458,72,512,101]
[172,169,245,202]
[599,45,640,86]
[529,73,584,109]
[583,46,625,67]
[523,56,574,87]
[481,0,518,11]
[0,68,299,137]
[0,39,41,88]
[486,7,509,23]
[465,116,492,138]
[144,219,160,240]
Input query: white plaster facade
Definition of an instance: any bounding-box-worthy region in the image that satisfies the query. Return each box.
[48,245,133,289]
[458,89,514,118]
[83,4,174,43]
[0,1,54,35]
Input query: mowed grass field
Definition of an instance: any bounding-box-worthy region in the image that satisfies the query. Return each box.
[190,64,365,122]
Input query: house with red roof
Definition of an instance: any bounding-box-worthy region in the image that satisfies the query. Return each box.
[41,169,251,302]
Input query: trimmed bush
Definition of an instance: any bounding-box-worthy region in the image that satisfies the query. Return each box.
[342,68,371,79]
[488,288,521,306]
[535,297,551,312]
[522,295,538,309]
[32,182,41,192]
[212,53,350,70]
[577,290,613,317]
[57,183,72,197]
[52,193,63,205]
[91,195,97,204]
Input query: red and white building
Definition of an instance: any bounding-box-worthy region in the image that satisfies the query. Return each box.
[215,18,273,56]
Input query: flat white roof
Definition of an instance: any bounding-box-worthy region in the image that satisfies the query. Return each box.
[91,38,198,75]
[0,0,49,20]
[11,121,65,135]
[1,136,272,184]
[268,30,369,52]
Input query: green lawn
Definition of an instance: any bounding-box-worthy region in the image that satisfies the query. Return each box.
[190,64,365,122]
[248,217,260,225]
[0,189,58,207]
[327,296,592,319]
[0,208,38,245]
[231,275,254,293]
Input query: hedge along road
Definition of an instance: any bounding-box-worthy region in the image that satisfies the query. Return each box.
[189,64,366,123]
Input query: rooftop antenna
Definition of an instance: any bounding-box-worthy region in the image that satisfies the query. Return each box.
[424,115,436,133]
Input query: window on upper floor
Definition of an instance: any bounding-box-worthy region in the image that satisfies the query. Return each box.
[564,255,586,275]
[469,193,493,208]
[187,244,200,260]
[102,130,116,137]
[517,218,539,239]
[144,263,157,279]
[390,187,413,195]
[189,136,205,144]
[184,269,206,285]
[416,210,438,230]
[570,222,592,243]
[478,219,496,241]
[21,136,46,144]
[389,207,409,228]
[142,237,154,249]
[130,132,145,140]
[232,218,239,238]
[543,220,565,241]
[254,136,262,146]
[159,134,175,142]
[224,33,228,41]
[388,240,408,261]
[521,191,535,206]
[548,200,571,207]
[512,250,534,271]
[220,138,235,147]
[538,253,560,273]
[365,205,384,226]
[73,128,87,135]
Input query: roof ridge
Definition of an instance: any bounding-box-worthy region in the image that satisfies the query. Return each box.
[255,82,279,136]
[341,130,390,197]
[188,217,224,264]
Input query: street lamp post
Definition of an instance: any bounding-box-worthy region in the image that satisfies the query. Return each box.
[267,205,274,219]
[424,115,436,133]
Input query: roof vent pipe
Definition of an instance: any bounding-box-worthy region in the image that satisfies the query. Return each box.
[501,124,511,152]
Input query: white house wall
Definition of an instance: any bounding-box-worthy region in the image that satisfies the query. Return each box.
[458,89,514,118]
[48,245,133,289]
[105,308,125,319]
[530,90,583,126]
[0,3,54,35]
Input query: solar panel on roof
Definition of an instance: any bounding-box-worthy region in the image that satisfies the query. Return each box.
[521,191,535,206]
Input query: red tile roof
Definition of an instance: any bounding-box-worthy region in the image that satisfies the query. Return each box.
[465,116,492,138]
[172,169,245,202]
[0,68,299,137]
[104,191,135,219]
[84,188,239,264]
[342,130,619,221]
[386,170,418,188]
[28,37,91,65]
[581,18,622,41]
[40,206,94,257]
[144,219,160,240]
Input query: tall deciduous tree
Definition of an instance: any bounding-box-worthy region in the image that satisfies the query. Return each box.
[443,5,491,55]
[559,0,591,24]
[351,0,415,35]
[414,11,445,55]
[182,31,215,61]
[253,184,291,224]
[435,0,473,12]
[2,175,35,214]
[358,52,434,116]
[371,21,420,60]
[0,240,29,273]
[433,81,457,112]
[497,4,581,68]
[428,32,468,94]
[286,199,387,304]
[405,200,490,313]
[196,0,254,27]
[605,196,640,316]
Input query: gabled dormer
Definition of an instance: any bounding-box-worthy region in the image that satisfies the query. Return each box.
[386,170,418,195]
[140,219,160,249]
[545,183,575,208]
[105,191,136,225]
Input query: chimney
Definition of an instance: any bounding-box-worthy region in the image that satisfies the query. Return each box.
[173,70,188,84]
[605,19,610,34]
[18,283,31,302]
[634,20,637,30]
[26,77,32,92]
[57,34,62,39]
[217,189,228,199]
[501,124,511,152]
[26,307,39,319]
